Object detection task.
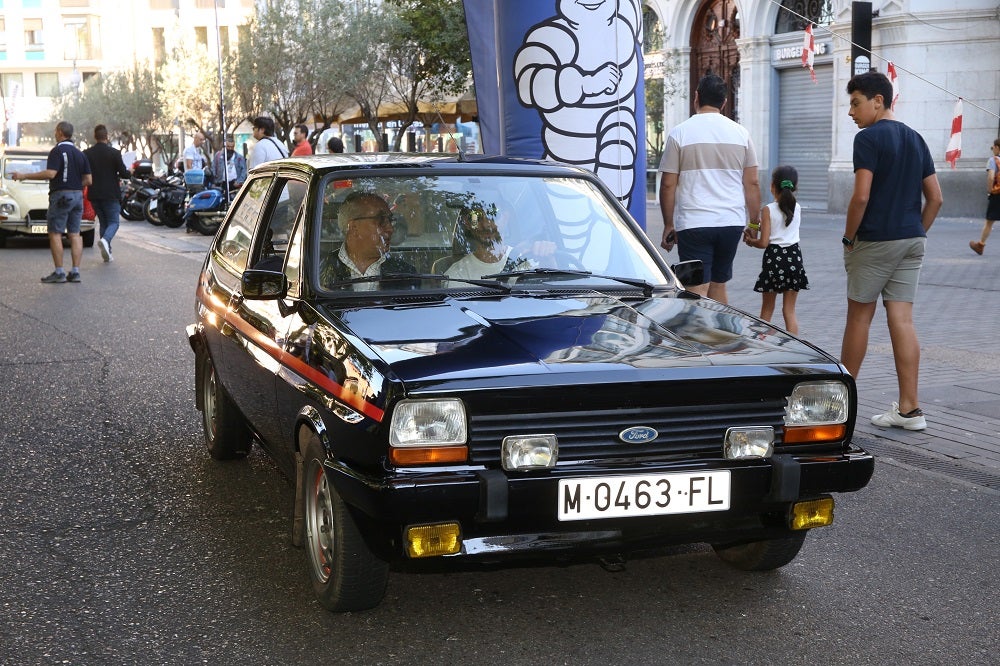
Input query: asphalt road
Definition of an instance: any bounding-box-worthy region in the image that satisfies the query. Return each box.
[0,221,997,665]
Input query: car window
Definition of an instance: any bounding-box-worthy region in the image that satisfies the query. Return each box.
[250,176,309,273]
[214,176,272,272]
[313,172,668,293]
[3,158,48,178]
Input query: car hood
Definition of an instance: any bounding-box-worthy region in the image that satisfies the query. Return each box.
[0,178,49,209]
[326,292,838,386]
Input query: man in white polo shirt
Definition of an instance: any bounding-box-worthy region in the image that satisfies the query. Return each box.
[657,74,760,304]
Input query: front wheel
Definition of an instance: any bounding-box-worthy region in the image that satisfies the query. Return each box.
[81,229,95,247]
[712,532,808,571]
[121,196,145,221]
[144,197,163,225]
[198,353,251,460]
[301,433,388,611]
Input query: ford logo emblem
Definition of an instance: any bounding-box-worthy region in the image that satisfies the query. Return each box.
[619,426,658,443]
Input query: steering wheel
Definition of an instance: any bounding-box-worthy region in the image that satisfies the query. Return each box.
[535,250,586,272]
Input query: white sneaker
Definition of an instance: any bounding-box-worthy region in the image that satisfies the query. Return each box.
[98,238,111,262]
[871,402,926,431]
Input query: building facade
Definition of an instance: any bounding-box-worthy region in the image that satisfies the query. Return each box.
[1,0,253,146]
[642,0,1000,216]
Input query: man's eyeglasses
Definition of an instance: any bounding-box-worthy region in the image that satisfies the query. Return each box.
[351,212,395,227]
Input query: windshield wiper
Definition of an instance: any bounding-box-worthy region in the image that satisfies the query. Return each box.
[326,272,511,292]
[481,268,660,296]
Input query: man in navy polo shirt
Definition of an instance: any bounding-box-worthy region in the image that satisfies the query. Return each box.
[11,121,93,283]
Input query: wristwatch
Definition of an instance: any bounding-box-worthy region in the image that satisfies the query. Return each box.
[842,236,855,247]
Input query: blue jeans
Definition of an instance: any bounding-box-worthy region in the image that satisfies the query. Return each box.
[90,199,121,248]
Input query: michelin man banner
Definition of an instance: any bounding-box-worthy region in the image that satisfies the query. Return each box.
[464,0,647,228]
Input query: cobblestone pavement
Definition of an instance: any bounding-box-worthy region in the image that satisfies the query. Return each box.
[643,201,1000,483]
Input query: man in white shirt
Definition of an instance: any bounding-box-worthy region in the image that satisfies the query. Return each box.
[249,116,288,169]
[183,131,208,171]
[658,74,760,304]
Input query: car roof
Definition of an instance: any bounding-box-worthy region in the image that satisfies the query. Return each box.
[1,147,52,159]
[248,152,597,178]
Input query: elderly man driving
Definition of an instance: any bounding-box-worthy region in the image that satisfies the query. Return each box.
[320,191,416,290]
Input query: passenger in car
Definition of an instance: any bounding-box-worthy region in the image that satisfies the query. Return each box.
[319,191,416,290]
[441,201,556,279]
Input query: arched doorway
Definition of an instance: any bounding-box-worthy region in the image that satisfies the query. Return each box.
[689,0,741,120]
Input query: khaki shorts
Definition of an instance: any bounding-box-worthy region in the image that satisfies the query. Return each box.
[844,237,926,303]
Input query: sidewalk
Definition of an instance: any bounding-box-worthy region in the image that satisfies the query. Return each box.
[643,200,1000,484]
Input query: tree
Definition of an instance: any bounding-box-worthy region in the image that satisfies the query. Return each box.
[50,65,169,163]
[384,0,473,150]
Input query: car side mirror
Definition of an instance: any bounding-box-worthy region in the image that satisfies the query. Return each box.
[242,269,288,300]
[671,260,703,288]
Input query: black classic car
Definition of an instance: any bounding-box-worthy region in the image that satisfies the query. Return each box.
[187,153,873,612]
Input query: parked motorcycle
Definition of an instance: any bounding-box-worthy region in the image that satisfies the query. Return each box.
[119,160,156,221]
[184,181,234,236]
[144,172,187,228]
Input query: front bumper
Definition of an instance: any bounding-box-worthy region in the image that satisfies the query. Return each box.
[328,447,875,561]
[0,217,96,236]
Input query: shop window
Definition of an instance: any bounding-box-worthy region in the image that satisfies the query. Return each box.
[775,0,834,34]
[35,72,60,97]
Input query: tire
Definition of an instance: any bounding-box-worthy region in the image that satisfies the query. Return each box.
[121,197,145,221]
[301,432,389,611]
[0,231,8,248]
[198,353,251,460]
[712,532,808,571]
[81,229,95,247]
[190,213,223,237]
[144,197,163,226]
[161,202,186,228]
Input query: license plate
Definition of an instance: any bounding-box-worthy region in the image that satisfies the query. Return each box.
[30,225,47,234]
[558,471,731,521]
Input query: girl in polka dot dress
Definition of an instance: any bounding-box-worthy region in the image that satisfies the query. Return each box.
[743,165,809,334]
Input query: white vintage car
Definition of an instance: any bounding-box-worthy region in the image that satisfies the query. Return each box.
[0,148,96,248]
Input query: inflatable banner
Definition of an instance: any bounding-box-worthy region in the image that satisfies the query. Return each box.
[464,0,647,227]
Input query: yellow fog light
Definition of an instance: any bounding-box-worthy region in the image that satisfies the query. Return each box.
[501,434,558,471]
[405,523,462,558]
[724,426,774,460]
[790,497,834,530]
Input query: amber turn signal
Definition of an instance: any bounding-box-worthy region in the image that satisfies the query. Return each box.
[389,445,468,466]
[782,424,847,444]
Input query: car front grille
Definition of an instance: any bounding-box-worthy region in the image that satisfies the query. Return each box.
[467,398,788,465]
[27,210,47,221]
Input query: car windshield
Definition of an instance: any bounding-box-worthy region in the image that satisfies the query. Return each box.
[315,172,670,293]
[3,157,48,178]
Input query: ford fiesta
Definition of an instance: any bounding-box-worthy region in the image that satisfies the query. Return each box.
[187,153,873,612]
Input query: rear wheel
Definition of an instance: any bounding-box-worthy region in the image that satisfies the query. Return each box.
[161,201,186,228]
[190,213,223,236]
[712,532,808,571]
[301,432,388,611]
[198,353,251,460]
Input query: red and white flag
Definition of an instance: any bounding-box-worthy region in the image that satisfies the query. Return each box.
[802,24,817,83]
[945,98,962,169]
[887,61,900,110]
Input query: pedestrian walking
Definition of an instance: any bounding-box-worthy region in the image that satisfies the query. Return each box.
[10,121,92,283]
[743,166,809,334]
[969,137,1000,255]
[840,71,943,431]
[657,73,760,304]
[83,124,130,262]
